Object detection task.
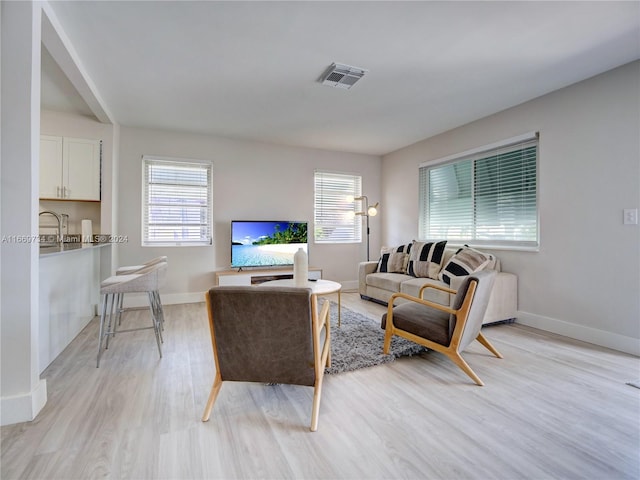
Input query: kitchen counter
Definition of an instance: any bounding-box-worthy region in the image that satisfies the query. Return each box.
[39,241,111,257]
[39,239,112,373]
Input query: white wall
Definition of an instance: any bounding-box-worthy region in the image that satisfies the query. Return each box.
[1,0,47,426]
[382,61,640,355]
[118,127,381,304]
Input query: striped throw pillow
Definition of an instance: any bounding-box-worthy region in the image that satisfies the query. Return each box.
[407,240,447,279]
[439,245,495,285]
[377,243,412,273]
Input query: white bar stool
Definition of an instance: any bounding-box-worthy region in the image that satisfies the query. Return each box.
[114,256,167,329]
[116,255,167,275]
[97,261,167,367]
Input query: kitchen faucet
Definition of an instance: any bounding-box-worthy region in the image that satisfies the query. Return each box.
[39,210,66,244]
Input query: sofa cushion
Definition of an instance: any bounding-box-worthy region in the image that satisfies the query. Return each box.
[366,272,411,292]
[407,240,447,279]
[439,245,495,285]
[377,243,412,273]
[400,277,451,306]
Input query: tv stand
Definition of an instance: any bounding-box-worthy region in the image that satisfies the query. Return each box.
[215,267,322,286]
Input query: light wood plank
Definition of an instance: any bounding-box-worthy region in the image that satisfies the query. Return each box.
[1,294,638,479]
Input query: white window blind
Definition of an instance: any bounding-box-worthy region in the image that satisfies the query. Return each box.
[419,134,538,249]
[142,157,212,246]
[314,171,362,243]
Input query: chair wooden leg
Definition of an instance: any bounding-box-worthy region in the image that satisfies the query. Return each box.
[326,348,331,369]
[476,332,503,358]
[310,375,324,432]
[202,373,223,422]
[449,352,484,386]
[383,323,393,355]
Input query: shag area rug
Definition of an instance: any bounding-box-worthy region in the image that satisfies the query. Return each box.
[325,302,426,375]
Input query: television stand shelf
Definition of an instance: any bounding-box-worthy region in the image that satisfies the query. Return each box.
[215,267,322,286]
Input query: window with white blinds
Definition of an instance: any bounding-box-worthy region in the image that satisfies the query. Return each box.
[314,171,362,243]
[142,157,213,246]
[419,133,538,249]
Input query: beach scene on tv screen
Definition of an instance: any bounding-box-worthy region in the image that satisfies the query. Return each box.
[232,221,307,267]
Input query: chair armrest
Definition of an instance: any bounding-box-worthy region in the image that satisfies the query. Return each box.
[314,299,332,375]
[315,299,330,336]
[419,283,457,299]
[389,291,456,315]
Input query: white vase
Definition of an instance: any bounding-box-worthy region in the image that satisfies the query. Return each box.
[293,247,308,286]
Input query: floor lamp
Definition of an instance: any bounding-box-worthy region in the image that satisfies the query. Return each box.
[354,195,379,261]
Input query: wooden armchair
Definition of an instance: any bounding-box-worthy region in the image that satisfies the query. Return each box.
[202,286,331,431]
[382,270,502,386]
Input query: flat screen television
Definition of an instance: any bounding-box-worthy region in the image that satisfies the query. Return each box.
[231,220,308,269]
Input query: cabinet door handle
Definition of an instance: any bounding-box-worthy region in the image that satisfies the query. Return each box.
[63,186,68,198]
[57,186,61,198]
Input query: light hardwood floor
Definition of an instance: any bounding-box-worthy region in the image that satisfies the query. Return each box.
[2,293,639,479]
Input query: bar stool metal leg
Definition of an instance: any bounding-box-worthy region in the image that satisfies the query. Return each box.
[117,291,125,326]
[105,292,117,350]
[97,293,109,367]
[148,291,163,357]
[148,291,163,344]
[153,291,165,331]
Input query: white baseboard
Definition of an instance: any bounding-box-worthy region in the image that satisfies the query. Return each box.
[516,311,640,356]
[340,280,358,291]
[1,378,47,426]
[121,283,360,310]
[121,291,204,309]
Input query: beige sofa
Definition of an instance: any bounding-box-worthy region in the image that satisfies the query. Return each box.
[358,246,517,325]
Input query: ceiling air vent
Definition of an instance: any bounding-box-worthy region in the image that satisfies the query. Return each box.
[319,63,368,90]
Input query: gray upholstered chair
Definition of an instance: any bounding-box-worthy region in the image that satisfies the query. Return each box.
[202,286,331,432]
[382,270,502,386]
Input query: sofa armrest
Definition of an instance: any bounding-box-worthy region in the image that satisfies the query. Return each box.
[450,271,517,324]
[483,272,517,324]
[358,261,379,294]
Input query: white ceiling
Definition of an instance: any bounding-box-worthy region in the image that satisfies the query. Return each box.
[42,1,640,156]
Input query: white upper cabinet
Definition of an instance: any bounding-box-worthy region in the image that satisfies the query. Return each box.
[40,135,64,199]
[62,137,101,201]
[40,135,101,201]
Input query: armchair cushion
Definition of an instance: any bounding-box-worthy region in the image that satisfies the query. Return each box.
[382,303,451,345]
